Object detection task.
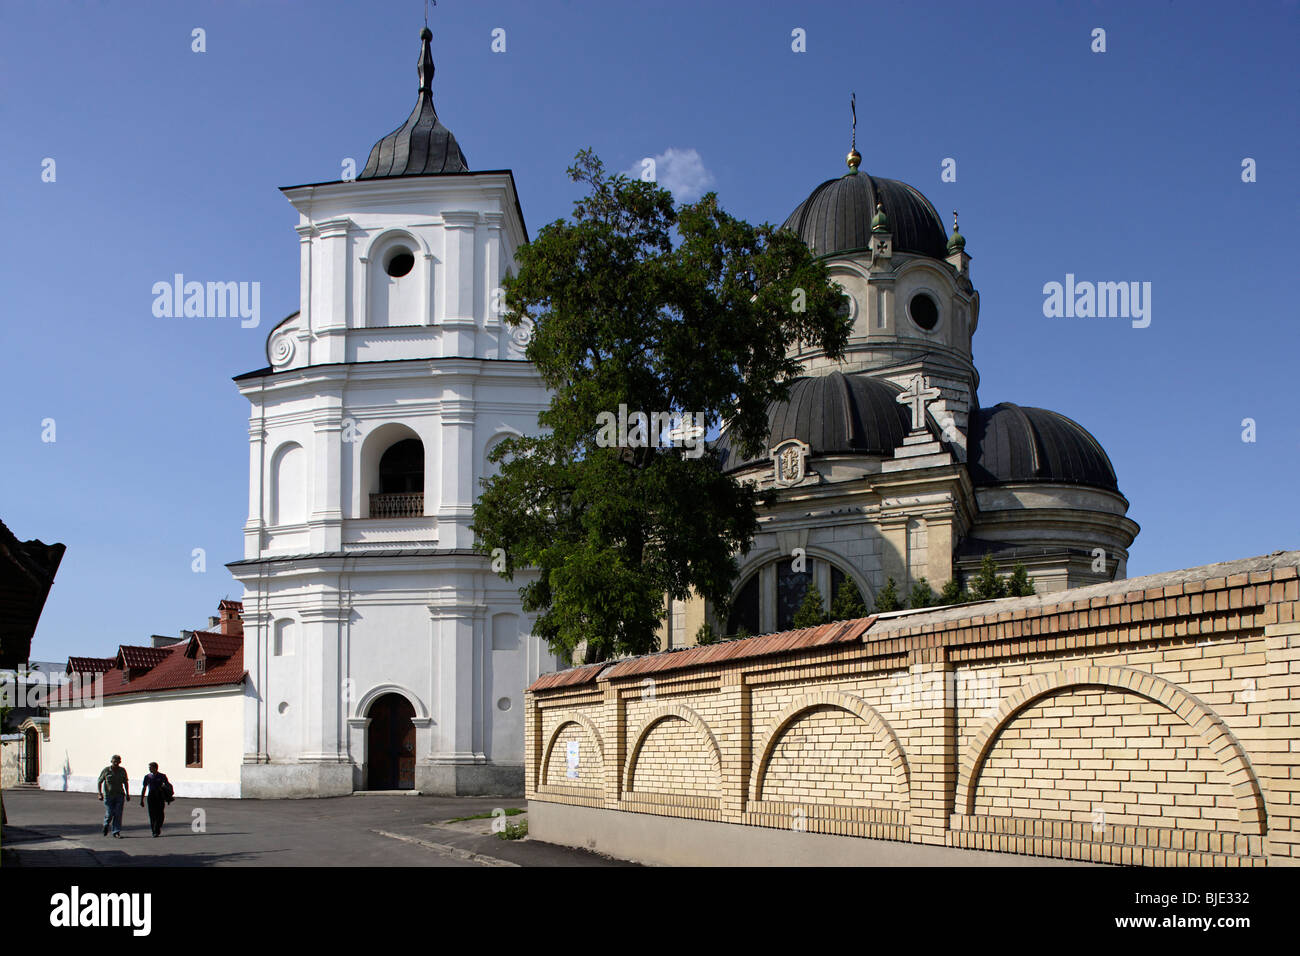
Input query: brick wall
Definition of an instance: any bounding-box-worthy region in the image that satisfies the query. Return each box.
[525,552,1300,866]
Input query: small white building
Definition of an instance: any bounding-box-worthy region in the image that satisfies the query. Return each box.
[44,607,247,798]
[226,27,561,798]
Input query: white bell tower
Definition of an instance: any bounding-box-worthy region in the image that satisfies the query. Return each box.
[228,27,559,797]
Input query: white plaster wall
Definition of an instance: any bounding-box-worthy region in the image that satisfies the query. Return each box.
[43,689,244,798]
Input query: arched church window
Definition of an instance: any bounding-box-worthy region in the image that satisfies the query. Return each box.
[726,573,761,637]
[379,439,423,492]
[908,292,939,331]
[722,556,866,638]
[776,558,813,632]
[370,438,424,517]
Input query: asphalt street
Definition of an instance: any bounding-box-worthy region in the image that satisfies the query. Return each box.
[0,789,635,867]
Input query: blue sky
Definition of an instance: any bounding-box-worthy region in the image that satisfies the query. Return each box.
[2,0,1296,663]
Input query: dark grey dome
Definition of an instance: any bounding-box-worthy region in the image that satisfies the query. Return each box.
[359,28,469,179]
[718,371,938,470]
[969,403,1119,492]
[782,171,949,259]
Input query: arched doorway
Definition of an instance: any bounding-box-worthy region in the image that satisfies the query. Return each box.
[366,693,416,790]
[23,727,39,783]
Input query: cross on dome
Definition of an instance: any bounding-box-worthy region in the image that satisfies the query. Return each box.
[896,374,941,432]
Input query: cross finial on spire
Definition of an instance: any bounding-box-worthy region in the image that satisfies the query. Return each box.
[846,92,861,172]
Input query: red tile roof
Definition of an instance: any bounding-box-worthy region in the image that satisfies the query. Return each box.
[66,656,117,675]
[218,599,243,611]
[191,630,243,659]
[526,617,878,692]
[54,636,245,704]
[117,645,171,670]
[528,662,606,692]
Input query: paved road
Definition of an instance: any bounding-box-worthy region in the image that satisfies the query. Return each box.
[1,789,635,867]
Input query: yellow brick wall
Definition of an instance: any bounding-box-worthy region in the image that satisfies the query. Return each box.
[628,717,716,796]
[524,559,1300,865]
[760,705,897,808]
[972,688,1237,829]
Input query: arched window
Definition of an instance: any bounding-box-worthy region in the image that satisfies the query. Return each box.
[270,442,306,526]
[725,556,869,637]
[370,438,425,517]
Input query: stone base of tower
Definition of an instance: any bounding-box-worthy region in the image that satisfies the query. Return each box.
[240,761,354,799]
[417,762,524,797]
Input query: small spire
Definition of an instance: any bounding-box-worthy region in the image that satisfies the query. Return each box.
[418,26,435,93]
[871,200,890,233]
[846,92,861,172]
[947,209,966,254]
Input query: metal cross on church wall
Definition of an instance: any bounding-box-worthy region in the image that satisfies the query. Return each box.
[896,374,941,432]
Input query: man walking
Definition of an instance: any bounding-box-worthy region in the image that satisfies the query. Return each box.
[96,754,129,838]
[140,762,170,837]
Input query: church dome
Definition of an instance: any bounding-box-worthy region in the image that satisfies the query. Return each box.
[969,403,1119,492]
[359,28,469,179]
[782,170,949,259]
[717,371,936,470]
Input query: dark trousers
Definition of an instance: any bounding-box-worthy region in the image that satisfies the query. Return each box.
[145,797,166,835]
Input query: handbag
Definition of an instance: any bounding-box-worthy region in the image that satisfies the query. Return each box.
[161,778,174,803]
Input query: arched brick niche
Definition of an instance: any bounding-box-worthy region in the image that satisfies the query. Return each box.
[624,704,722,800]
[750,691,911,828]
[958,667,1265,836]
[540,712,604,795]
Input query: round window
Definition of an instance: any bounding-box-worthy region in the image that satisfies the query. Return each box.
[385,248,415,278]
[909,292,939,331]
[835,293,854,322]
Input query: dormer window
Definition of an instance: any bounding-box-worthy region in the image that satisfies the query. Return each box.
[195,657,206,674]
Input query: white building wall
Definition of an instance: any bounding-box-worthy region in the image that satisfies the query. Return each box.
[43,689,244,798]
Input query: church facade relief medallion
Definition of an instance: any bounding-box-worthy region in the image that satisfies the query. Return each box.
[769,438,811,488]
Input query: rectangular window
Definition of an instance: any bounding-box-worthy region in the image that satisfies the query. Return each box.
[185,721,203,768]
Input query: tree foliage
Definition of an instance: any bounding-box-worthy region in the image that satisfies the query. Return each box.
[792,583,829,629]
[873,577,902,613]
[939,577,971,605]
[473,150,851,662]
[908,577,936,610]
[1007,562,1037,597]
[830,577,869,621]
[969,553,1009,601]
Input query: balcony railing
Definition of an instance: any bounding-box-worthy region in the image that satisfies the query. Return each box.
[368,492,424,519]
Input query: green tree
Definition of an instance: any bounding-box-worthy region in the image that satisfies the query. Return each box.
[873,577,902,613]
[473,151,852,663]
[792,583,829,629]
[908,577,936,609]
[694,622,719,646]
[830,577,869,621]
[939,578,970,605]
[1007,562,1036,597]
[970,553,1009,601]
